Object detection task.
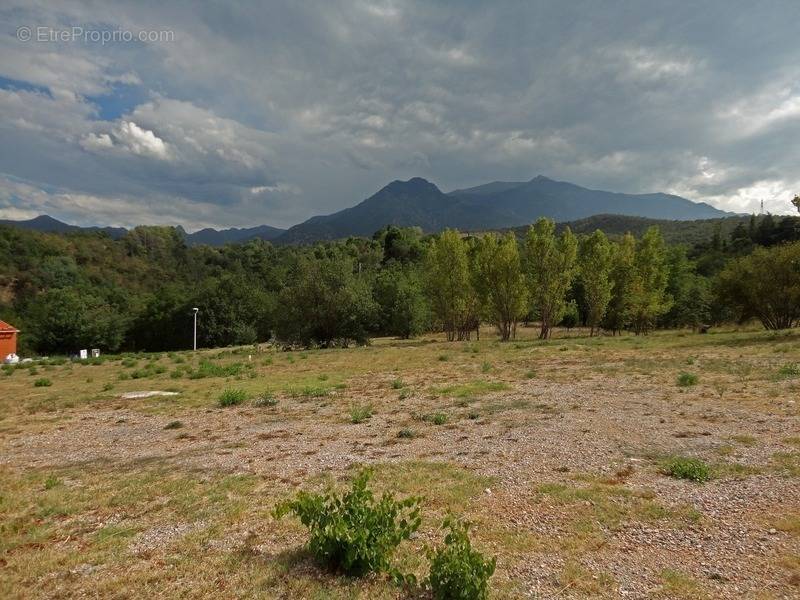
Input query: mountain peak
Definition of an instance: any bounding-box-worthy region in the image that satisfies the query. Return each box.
[530,175,552,182]
[382,177,441,194]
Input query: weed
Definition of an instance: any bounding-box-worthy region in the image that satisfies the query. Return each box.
[33,378,52,387]
[391,378,406,389]
[218,388,248,407]
[254,393,278,407]
[676,372,698,387]
[778,363,800,379]
[350,404,373,424]
[664,457,711,482]
[397,428,417,439]
[163,420,183,430]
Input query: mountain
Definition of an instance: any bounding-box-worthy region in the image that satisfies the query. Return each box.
[0,214,128,239]
[276,175,730,243]
[183,224,285,245]
[0,215,285,246]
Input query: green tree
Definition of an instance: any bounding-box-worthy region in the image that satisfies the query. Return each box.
[717,241,800,330]
[275,256,377,347]
[373,265,430,338]
[627,227,672,334]
[523,218,577,339]
[424,230,479,341]
[602,233,636,334]
[472,233,527,341]
[578,230,613,336]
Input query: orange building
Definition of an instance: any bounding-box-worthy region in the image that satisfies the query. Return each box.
[0,320,19,358]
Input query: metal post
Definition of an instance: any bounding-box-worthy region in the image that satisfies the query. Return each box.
[192,307,199,350]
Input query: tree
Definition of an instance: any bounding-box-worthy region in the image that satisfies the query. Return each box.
[473,233,527,341]
[578,230,613,336]
[627,227,672,334]
[424,230,478,341]
[717,241,800,330]
[373,265,430,338]
[523,218,578,339]
[602,233,636,334]
[661,246,711,329]
[275,255,377,347]
[792,194,800,214]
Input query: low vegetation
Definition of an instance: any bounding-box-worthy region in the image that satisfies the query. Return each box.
[428,516,496,599]
[664,457,712,482]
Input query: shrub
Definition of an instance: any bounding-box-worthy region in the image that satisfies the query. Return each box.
[254,393,278,407]
[676,372,698,387]
[218,388,248,407]
[273,469,421,577]
[350,404,373,424]
[34,378,52,387]
[391,378,405,389]
[664,457,711,482]
[428,516,496,600]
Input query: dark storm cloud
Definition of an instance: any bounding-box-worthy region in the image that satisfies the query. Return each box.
[1,0,799,228]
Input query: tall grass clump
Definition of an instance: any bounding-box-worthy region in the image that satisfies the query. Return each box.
[664,457,711,482]
[218,388,248,407]
[676,372,698,387]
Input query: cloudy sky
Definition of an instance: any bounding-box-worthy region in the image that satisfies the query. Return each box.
[1,1,799,230]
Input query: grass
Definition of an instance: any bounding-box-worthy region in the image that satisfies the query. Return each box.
[218,388,248,407]
[676,372,699,387]
[663,457,712,482]
[431,380,509,399]
[349,404,373,424]
[33,378,52,387]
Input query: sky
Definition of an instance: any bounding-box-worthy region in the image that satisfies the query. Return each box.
[1,1,799,231]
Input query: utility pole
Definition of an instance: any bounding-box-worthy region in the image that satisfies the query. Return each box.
[192,307,199,350]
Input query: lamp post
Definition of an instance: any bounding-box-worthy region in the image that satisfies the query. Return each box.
[192,307,199,351]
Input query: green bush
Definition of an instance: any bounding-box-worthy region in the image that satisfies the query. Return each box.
[430,412,448,425]
[676,372,698,387]
[33,377,52,387]
[349,404,373,424]
[273,469,421,577]
[664,457,711,482]
[428,516,496,600]
[218,388,248,407]
[391,378,406,389]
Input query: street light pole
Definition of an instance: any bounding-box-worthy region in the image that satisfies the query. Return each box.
[192,307,199,351]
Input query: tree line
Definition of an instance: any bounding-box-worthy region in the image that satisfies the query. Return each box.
[1,214,798,354]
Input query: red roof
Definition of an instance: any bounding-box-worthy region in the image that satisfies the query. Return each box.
[0,320,19,332]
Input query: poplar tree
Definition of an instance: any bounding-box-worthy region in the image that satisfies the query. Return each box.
[424,229,478,341]
[523,218,578,339]
[627,227,672,334]
[602,233,636,334]
[579,230,614,336]
[473,233,527,341]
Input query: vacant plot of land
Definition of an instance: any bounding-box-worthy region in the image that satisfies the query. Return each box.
[1,326,799,598]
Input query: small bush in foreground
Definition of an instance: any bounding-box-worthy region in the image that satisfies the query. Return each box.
[273,469,421,577]
[664,457,711,482]
[349,404,373,424]
[33,378,52,387]
[777,363,800,378]
[218,388,248,407]
[428,515,496,600]
[676,372,698,387]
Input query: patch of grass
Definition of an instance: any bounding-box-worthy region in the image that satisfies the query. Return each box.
[438,354,449,362]
[397,428,417,439]
[659,569,708,599]
[432,380,509,399]
[286,385,331,399]
[349,404,373,424]
[391,378,406,389]
[253,393,278,407]
[772,452,800,477]
[777,363,800,379]
[424,412,448,425]
[33,378,52,387]
[676,372,698,387]
[218,388,248,407]
[730,434,757,446]
[190,360,246,379]
[663,457,711,482]
[163,420,183,430]
[480,361,492,373]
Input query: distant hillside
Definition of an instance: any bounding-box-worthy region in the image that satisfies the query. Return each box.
[506,214,751,246]
[277,175,730,243]
[0,215,128,239]
[0,215,285,246]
